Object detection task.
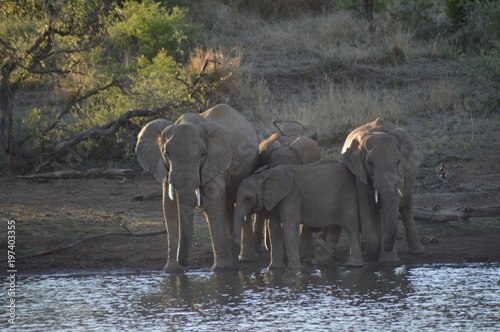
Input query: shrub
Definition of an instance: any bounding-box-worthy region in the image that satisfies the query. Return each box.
[448,0,500,53]
[105,0,202,63]
[446,0,475,26]
[464,46,500,114]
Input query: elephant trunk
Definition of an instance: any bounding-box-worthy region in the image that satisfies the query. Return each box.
[380,192,399,252]
[176,188,196,267]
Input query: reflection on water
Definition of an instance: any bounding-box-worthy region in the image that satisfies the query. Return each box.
[3,263,500,331]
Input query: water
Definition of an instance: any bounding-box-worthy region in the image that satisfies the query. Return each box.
[3,262,500,331]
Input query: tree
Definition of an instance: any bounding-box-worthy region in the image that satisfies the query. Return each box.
[0,0,110,162]
[0,0,203,173]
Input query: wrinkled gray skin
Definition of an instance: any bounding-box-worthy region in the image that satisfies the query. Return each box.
[136,104,259,272]
[341,118,424,265]
[233,160,364,270]
[252,133,321,255]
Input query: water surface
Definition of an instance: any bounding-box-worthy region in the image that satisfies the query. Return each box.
[3,262,499,331]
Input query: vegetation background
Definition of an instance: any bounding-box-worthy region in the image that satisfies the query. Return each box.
[1,0,500,175]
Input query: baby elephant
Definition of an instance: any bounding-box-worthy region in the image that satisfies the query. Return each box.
[233,159,364,270]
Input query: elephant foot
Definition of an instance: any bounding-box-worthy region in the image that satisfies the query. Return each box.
[239,249,259,263]
[378,250,401,266]
[163,261,186,274]
[286,263,303,271]
[345,256,365,267]
[408,242,425,255]
[267,261,285,270]
[211,261,234,272]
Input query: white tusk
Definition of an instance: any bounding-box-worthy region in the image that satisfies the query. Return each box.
[244,215,247,222]
[168,183,174,201]
[397,188,403,197]
[196,188,201,206]
[375,190,379,203]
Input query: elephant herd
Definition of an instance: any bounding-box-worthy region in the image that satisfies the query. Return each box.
[136,104,424,273]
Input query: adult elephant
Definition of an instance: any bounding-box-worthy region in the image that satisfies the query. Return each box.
[136,104,259,272]
[341,118,424,265]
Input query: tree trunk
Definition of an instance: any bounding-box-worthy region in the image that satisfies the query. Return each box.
[0,70,14,157]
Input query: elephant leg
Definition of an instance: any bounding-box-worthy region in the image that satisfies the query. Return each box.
[344,229,364,267]
[204,185,233,272]
[378,247,401,266]
[239,213,259,262]
[314,225,341,265]
[253,211,267,253]
[279,208,302,270]
[268,214,285,270]
[400,190,424,255]
[162,183,184,273]
[283,223,302,270]
[299,225,314,259]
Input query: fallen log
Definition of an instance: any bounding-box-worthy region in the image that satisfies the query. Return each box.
[15,224,166,260]
[413,206,500,223]
[16,168,137,180]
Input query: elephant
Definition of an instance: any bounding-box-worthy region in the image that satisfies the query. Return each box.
[233,159,364,270]
[252,133,321,254]
[136,104,259,272]
[341,118,424,265]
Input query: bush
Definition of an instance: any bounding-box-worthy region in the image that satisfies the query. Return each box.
[464,45,500,114]
[446,0,473,26]
[448,1,500,53]
[105,0,202,63]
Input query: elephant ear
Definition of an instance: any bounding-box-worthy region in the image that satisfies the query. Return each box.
[393,129,419,176]
[263,169,293,211]
[200,122,233,186]
[341,139,368,185]
[136,119,173,183]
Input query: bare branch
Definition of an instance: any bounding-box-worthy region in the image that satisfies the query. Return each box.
[42,79,122,135]
[35,104,184,172]
[0,38,16,52]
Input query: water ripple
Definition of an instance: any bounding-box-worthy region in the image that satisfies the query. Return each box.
[2,263,499,331]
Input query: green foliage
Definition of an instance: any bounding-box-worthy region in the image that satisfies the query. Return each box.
[229,0,331,19]
[387,0,436,28]
[446,0,476,26]
[106,1,201,63]
[339,0,389,15]
[0,0,209,171]
[448,1,500,54]
[339,0,436,28]
[464,46,500,114]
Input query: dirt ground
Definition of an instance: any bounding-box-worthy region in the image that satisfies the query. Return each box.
[1,143,499,275]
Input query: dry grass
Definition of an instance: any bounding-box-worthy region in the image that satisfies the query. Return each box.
[251,83,405,141]
[189,3,500,153]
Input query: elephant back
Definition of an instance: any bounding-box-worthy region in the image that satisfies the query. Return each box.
[202,104,260,190]
[342,118,397,153]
